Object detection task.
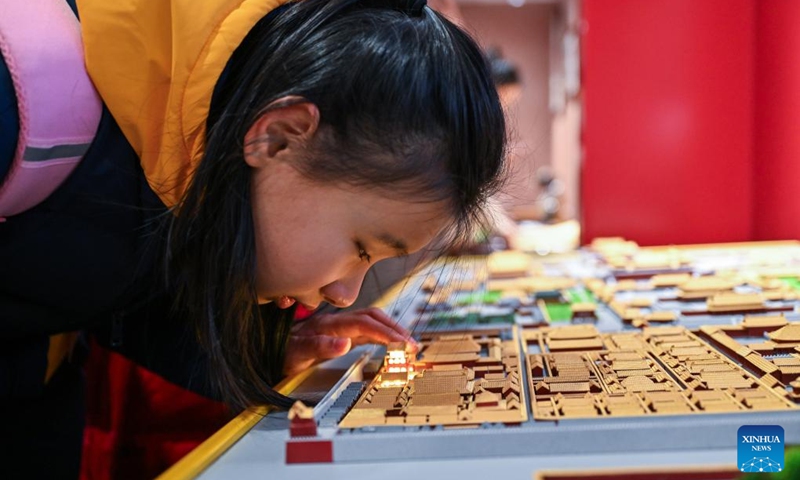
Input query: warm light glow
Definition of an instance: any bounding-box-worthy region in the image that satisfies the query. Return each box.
[379,379,407,388]
[378,342,418,387]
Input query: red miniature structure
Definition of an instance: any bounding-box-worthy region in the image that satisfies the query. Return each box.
[288,401,317,438]
[286,401,333,464]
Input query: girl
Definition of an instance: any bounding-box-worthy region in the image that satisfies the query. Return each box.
[0,0,506,475]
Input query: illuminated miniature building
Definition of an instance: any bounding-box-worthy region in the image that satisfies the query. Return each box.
[379,341,415,387]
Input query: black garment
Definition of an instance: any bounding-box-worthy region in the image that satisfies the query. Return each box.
[0,108,216,479]
[1,356,87,480]
[0,1,212,475]
[0,103,216,395]
[0,98,215,480]
[0,1,296,473]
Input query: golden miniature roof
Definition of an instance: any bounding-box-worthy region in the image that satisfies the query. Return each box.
[767,324,800,343]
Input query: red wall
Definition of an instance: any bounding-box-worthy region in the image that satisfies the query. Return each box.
[581,0,756,246]
[753,1,800,241]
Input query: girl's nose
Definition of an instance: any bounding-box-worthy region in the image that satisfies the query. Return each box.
[321,269,368,308]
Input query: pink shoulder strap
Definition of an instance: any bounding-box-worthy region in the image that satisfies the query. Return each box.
[0,0,102,221]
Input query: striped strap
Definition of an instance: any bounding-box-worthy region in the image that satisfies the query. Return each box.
[0,0,102,220]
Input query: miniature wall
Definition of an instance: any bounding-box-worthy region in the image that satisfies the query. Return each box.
[580,0,756,246]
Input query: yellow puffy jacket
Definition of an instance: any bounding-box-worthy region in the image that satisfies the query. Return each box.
[78,0,289,208]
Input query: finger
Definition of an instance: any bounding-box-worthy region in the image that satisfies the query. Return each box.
[291,312,419,350]
[290,310,399,336]
[316,314,410,346]
[358,307,401,330]
[361,308,418,346]
[290,334,352,361]
[350,335,384,347]
[350,335,418,350]
[294,309,407,335]
[283,335,352,377]
[328,307,408,335]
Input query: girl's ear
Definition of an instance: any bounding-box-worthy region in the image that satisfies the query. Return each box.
[243,97,320,168]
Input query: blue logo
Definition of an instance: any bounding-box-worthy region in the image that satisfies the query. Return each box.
[738,425,784,473]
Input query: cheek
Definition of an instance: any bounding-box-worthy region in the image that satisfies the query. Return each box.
[255,235,327,294]
[254,226,356,296]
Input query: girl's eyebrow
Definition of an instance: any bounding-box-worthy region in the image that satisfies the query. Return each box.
[375,232,409,257]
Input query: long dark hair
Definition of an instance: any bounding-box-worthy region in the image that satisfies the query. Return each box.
[166,0,506,410]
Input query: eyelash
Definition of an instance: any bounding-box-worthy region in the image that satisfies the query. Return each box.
[356,241,372,263]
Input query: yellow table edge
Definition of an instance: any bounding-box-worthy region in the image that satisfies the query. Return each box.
[156,268,422,480]
[156,367,315,480]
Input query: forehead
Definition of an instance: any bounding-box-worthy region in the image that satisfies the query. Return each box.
[269,162,454,253]
[343,188,450,252]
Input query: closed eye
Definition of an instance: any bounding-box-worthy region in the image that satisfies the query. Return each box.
[356,241,372,263]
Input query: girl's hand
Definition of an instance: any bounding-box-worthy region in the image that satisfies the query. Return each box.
[283,307,419,377]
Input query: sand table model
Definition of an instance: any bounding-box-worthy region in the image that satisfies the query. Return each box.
[339,331,527,428]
